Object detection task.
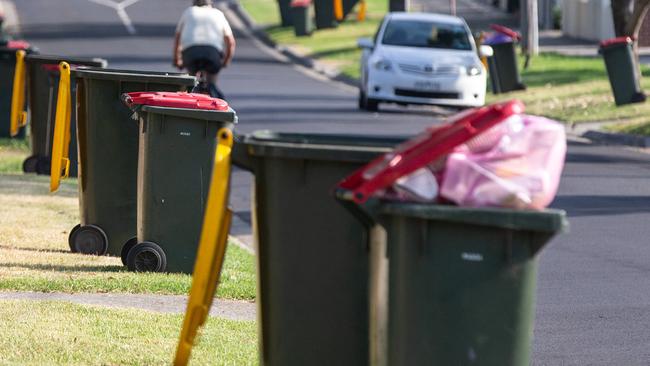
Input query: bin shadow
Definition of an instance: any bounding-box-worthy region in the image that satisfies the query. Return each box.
[0,245,70,255]
[0,261,125,273]
[550,195,650,217]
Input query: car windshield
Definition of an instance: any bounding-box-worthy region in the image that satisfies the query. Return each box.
[381,19,472,51]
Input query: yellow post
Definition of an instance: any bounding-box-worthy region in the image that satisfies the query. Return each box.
[357,0,366,22]
[49,62,72,193]
[9,50,27,137]
[174,128,234,366]
[334,0,344,21]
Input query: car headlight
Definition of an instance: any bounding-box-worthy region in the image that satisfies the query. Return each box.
[373,58,393,72]
[466,65,482,76]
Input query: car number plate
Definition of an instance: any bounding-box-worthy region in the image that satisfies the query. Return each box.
[414,81,440,91]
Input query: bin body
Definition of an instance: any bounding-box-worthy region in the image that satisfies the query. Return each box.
[136,106,235,273]
[600,38,646,106]
[277,0,293,26]
[484,34,525,94]
[232,132,404,366]
[290,4,312,37]
[73,69,195,256]
[378,204,566,365]
[314,0,337,29]
[24,55,107,176]
[0,47,29,138]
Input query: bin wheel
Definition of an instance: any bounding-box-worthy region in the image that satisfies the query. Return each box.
[68,224,81,252]
[126,242,167,273]
[35,157,51,175]
[22,155,39,173]
[121,237,138,266]
[71,225,108,255]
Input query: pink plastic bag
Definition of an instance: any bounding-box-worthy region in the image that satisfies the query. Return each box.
[439,114,566,210]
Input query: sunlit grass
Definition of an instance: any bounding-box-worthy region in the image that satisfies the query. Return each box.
[0,300,258,365]
[0,173,256,299]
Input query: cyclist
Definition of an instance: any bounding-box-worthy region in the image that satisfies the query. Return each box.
[173,0,236,99]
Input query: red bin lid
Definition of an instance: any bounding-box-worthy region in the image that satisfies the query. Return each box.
[6,40,30,50]
[599,36,634,48]
[123,92,229,111]
[489,24,521,41]
[337,100,525,203]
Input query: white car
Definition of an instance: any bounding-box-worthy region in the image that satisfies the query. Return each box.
[358,12,492,111]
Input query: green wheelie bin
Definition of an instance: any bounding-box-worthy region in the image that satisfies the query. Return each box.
[121,92,237,273]
[59,68,195,258]
[484,25,526,94]
[599,36,647,106]
[232,131,405,366]
[380,205,566,365]
[335,100,568,365]
[0,41,36,138]
[22,55,107,175]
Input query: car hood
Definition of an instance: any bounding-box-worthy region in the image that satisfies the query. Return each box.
[377,45,478,66]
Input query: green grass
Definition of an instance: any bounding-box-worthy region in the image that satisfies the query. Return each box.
[0,137,30,173]
[486,53,650,130]
[240,0,386,77]
[0,300,257,365]
[0,160,256,300]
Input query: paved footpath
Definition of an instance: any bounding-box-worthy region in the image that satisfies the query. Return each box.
[5,1,650,364]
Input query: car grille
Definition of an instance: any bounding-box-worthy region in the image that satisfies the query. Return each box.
[394,88,460,99]
[398,63,461,76]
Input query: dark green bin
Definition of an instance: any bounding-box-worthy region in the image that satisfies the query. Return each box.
[126,102,236,273]
[69,68,195,258]
[23,55,107,175]
[232,131,405,366]
[374,203,567,365]
[599,37,646,106]
[0,45,36,138]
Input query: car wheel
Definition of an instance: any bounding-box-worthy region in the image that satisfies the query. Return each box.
[366,98,379,112]
[358,89,367,110]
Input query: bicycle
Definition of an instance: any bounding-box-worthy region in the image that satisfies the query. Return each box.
[176,58,225,99]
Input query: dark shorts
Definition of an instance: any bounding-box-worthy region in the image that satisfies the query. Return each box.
[182,45,223,75]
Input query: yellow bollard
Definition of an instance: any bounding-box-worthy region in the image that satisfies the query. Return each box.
[9,50,27,137]
[174,128,234,366]
[49,62,72,193]
[357,0,366,22]
[334,0,344,21]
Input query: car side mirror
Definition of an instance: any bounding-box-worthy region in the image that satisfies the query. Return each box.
[479,45,494,57]
[357,37,374,49]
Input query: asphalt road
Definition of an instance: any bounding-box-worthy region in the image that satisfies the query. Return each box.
[9,0,650,364]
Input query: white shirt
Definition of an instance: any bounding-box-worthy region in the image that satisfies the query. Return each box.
[176,6,233,52]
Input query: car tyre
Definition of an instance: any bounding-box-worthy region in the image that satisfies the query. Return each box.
[127,241,167,273]
[358,89,367,110]
[366,98,379,112]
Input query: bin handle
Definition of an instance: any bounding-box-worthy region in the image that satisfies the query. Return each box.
[9,50,27,137]
[50,62,72,193]
[174,128,234,366]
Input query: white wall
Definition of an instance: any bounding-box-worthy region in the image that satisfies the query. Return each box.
[561,0,615,41]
